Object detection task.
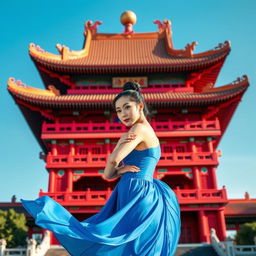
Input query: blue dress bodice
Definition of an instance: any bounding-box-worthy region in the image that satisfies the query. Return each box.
[121,145,161,182]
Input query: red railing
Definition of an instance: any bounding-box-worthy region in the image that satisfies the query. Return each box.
[42,119,220,134]
[39,187,227,206]
[160,152,219,165]
[46,153,107,167]
[174,187,228,204]
[46,151,218,167]
[39,188,113,206]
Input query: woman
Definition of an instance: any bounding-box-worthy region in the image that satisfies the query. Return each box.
[21,82,181,256]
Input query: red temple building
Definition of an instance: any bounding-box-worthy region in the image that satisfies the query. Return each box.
[6,11,253,245]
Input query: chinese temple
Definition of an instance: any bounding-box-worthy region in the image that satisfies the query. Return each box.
[7,11,251,245]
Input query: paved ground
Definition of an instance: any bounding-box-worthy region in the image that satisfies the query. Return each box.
[175,245,218,256]
[45,244,218,256]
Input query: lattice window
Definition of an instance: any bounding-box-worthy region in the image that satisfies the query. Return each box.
[78,147,88,155]
[163,146,173,153]
[92,147,102,154]
[176,146,185,153]
[57,145,69,155]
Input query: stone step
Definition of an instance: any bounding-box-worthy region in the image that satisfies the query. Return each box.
[45,244,218,256]
[175,245,218,256]
[45,248,70,256]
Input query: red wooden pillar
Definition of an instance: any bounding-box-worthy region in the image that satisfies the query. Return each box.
[105,138,110,154]
[193,167,201,189]
[69,139,75,155]
[48,169,55,193]
[198,210,209,242]
[189,137,197,152]
[211,167,218,189]
[51,140,57,155]
[66,169,73,192]
[207,137,214,153]
[217,209,227,241]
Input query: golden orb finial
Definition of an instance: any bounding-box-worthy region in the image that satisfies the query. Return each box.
[120,10,137,25]
[120,11,137,34]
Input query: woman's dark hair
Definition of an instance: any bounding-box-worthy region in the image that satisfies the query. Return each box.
[112,81,150,116]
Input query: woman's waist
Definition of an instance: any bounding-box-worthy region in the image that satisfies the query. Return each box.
[120,172,153,182]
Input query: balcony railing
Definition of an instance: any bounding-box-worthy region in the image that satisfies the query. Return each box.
[160,152,219,166]
[174,187,228,204]
[46,153,107,167]
[39,187,227,206]
[46,151,218,167]
[39,188,112,206]
[42,119,220,134]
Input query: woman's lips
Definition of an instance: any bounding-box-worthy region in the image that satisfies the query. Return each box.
[123,118,130,122]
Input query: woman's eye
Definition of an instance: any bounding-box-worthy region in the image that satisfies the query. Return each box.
[126,106,130,109]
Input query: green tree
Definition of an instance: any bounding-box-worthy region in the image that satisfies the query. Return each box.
[235,222,256,245]
[0,209,28,248]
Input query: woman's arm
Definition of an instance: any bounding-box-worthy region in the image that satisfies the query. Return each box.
[112,132,137,153]
[102,164,123,180]
[103,133,136,180]
[103,124,145,180]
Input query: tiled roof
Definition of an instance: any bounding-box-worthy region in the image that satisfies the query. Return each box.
[30,38,230,73]
[7,76,248,109]
[225,199,256,216]
[29,21,230,73]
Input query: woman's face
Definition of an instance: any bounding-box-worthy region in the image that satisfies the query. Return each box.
[115,96,143,127]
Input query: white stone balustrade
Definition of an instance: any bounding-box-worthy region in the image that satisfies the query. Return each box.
[0,231,50,256]
[210,228,256,256]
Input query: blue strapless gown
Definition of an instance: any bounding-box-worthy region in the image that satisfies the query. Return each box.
[21,145,181,256]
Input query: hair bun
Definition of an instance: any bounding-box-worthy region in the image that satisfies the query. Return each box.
[123,81,142,94]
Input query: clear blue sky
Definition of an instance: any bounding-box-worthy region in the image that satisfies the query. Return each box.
[0,0,255,202]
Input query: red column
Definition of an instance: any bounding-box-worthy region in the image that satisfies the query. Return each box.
[69,140,75,155]
[211,167,218,189]
[189,137,197,152]
[193,167,201,189]
[48,170,55,193]
[66,169,73,192]
[52,142,57,156]
[207,137,214,153]
[105,139,110,154]
[217,210,227,241]
[198,210,209,242]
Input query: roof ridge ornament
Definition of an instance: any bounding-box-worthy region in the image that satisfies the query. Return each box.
[154,20,229,58]
[154,19,197,57]
[120,11,137,34]
[48,85,60,96]
[214,41,231,50]
[185,42,198,56]
[7,78,56,96]
[232,75,248,85]
[154,19,172,35]
[202,75,249,93]
[84,20,103,36]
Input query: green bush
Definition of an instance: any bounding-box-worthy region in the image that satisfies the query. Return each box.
[0,209,28,248]
[235,222,256,245]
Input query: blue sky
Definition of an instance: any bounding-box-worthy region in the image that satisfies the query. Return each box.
[0,0,255,202]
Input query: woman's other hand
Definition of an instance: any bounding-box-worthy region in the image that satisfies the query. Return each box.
[118,132,137,145]
[117,165,141,175]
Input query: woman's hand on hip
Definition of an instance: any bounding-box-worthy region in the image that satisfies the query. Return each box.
[117,165,141,175]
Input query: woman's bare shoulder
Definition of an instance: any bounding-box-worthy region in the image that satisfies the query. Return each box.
[129,123,149,133]
[130,123,159,144]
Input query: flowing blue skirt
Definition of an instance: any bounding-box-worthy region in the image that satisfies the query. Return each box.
[21,178,180,256]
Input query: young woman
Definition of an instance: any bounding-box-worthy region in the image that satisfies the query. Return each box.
[21,82,181,256]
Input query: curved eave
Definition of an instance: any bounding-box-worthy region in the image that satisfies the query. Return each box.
[29,41,230,74]
[7,76,249,110]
